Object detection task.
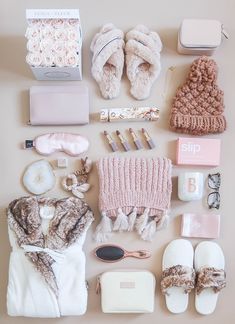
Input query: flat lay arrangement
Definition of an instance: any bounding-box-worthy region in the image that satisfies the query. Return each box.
[1,4,232,322]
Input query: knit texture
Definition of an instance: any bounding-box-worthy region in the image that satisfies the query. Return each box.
[95,156,172,242]
[170,56,226,135]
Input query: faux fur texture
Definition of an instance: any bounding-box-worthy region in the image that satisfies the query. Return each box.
[161,265,196,295]
[125,25,162,100]
[7,196,94,297]
[90,23,125,99]
[196,267,226,294]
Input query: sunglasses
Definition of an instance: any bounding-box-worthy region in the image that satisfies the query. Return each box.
[94,244,151,263]
[207,172,221,209]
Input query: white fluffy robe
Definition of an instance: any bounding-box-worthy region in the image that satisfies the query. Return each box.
[7,228,88,317]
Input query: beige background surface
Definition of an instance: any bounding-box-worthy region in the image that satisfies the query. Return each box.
[0,0,234,323]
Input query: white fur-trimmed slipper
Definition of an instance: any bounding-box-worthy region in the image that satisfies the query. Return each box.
[90,23,125,99]
[125,25,162,100]
[161,239,195,314]
[195,241,226,315]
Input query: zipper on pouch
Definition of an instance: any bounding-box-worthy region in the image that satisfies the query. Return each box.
[221,24,229,39]
[96,269,154,295]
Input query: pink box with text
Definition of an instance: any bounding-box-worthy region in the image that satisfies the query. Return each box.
[176,137,221,166]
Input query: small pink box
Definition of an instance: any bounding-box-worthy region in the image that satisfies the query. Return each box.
[181,213,220,239]
[176,137,221,166]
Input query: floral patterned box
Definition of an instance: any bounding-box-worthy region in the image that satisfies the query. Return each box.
[25,9,82,80]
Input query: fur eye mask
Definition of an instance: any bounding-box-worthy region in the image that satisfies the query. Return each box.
[24,132,89,156]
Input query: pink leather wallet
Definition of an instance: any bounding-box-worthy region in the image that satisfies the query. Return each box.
[29,85,89,125]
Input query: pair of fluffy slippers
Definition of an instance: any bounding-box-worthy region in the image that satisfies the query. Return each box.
[90,24,162,100]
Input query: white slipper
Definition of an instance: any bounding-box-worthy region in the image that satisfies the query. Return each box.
[161,239,195,314]
[195,241,226,315]
[125,25,162,100]
[90,23,125,99]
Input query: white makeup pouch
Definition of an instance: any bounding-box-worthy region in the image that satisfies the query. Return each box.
[178,19,228,55]
[96,270,156,313]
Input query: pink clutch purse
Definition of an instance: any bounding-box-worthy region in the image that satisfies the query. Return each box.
[29,85,89,125]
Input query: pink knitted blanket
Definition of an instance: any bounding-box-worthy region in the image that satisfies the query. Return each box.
[95,156,172,242]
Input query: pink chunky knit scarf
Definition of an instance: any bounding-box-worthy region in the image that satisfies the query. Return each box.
[95,156,172,242]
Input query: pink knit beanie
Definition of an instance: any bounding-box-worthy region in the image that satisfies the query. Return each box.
[170,56,226,135]
[94,156,172,242]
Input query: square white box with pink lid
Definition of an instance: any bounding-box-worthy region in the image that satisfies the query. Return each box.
[25,9,82,80]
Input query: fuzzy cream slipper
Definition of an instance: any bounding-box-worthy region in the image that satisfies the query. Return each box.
[125,25,162,100]
[90,23,125,99]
